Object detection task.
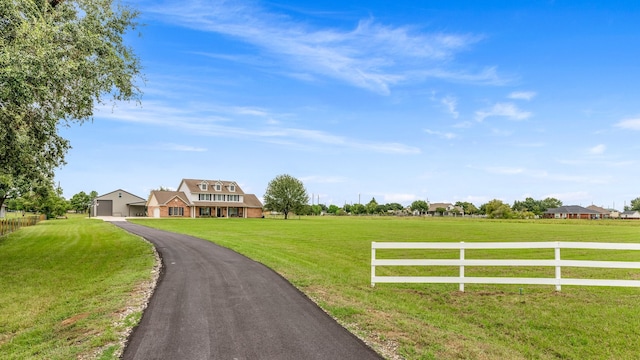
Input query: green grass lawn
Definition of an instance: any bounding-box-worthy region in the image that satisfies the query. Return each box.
[0,216,156,360]
[129,216,640,360]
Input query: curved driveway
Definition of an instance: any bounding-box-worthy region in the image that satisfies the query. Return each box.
[112,221,383,360]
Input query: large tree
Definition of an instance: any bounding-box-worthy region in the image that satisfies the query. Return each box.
[0,0,142,209]
[263,174,309,220]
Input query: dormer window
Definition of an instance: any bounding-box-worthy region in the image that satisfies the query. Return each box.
[215,182,222,191]
[199,181,208,191]
[229,183,236,192]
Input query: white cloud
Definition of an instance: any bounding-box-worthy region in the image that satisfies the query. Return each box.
[485,166,525,175]
[475,102,532,122]
[508,91,536,101]
[589,144,606,155]
[97,101,420,155]
[145,1,501,94]
[441,96,459,118]
[164,143,208,152]
[615,118,640,130]
[299,175,347,184]
[424,129,456,139]
[382,193,417,204]
[543,191,590,204]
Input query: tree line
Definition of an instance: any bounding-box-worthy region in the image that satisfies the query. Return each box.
[263,174,640,219]
[4,182,97,219]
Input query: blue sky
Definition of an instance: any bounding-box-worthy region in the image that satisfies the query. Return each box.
[57,0,640,209]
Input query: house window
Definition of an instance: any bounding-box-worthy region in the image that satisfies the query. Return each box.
[229,184,236,192]
[226,195,239,202]
[200,182,208,191]
[199,207,210,216]
[198,194,212,201]
[118,192,122,198]
[215,183,222,191]
[168,207,184,216]
[215,194,224,201]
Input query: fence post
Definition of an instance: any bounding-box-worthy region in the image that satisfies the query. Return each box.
[555,242,561,292]
[460,241,465,292]
[371,242,376,287]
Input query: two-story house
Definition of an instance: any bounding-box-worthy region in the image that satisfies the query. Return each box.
[147,178,263,218]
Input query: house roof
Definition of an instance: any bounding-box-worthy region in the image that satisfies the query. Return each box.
[243,194,264,208]
[96,189,146,202]
[428,203,461,212]
[545,205,599,214]
[180,179,246,195]
[586,205,610,214]
[149,191,191,206]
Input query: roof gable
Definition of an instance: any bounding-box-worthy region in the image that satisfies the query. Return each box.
[180,179,246,194]
[149,191,191,206]
[96,189,145,202]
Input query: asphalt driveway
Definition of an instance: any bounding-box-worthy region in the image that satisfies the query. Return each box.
[112,221,383,360]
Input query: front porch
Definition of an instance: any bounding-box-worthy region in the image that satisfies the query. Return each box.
[193,206,246,218]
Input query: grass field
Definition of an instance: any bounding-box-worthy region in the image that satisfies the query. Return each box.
[129,216,640,359]
[0,216,156,360]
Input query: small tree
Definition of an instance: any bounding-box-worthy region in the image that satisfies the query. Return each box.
[263,174,309,220]
[410,200,429,215]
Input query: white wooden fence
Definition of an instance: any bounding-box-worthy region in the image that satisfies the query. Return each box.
[371,241,640,291]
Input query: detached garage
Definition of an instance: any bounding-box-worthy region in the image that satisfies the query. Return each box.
[91,189,146,217]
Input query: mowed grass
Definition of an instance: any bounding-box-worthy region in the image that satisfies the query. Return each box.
[129,216,640,359]
[0,216,156,360]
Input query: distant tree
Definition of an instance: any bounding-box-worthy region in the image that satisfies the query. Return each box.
[410,200,429,215]
[435,207,446,216]
[483,199,513,219]
[263,174,309,220]
[629,197,640,211]
[327,205,340,214]
[512,197,560,216]
[69,191,91,213]
[343,204,352,213]
[366,198,379,215]
[386,203,404,211]
[351,203,366,215]
[540,197,563,211]
[455,201,478,215]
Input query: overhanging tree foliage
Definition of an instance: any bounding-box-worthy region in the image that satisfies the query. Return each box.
[0,0,142,209]
[263,174,309,220]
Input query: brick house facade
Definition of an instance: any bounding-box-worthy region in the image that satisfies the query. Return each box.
[146,178,263,218]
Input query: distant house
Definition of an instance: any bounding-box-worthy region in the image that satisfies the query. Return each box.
[91,189,146,217]
[620,210,640,219]
[147,179,263,218]
[428,203,463,216]
[586,205,612,219]
[543,205,600,219]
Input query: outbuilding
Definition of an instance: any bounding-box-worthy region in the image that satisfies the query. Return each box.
[91,189,146,217]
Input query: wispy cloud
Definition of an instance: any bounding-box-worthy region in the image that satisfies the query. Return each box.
[508,91,536,101]
[97,101,420,155]
[475,102,532,122]
[164,143,208,152]
[300,175,348,184]
[145,1,502,94]
[441,96,459,118]
[589,144,606,155]
[424,129,456,139]
[615,118,640,130]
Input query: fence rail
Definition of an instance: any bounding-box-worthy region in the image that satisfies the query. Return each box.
[371,241,640,291]
[0,215,45,236]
